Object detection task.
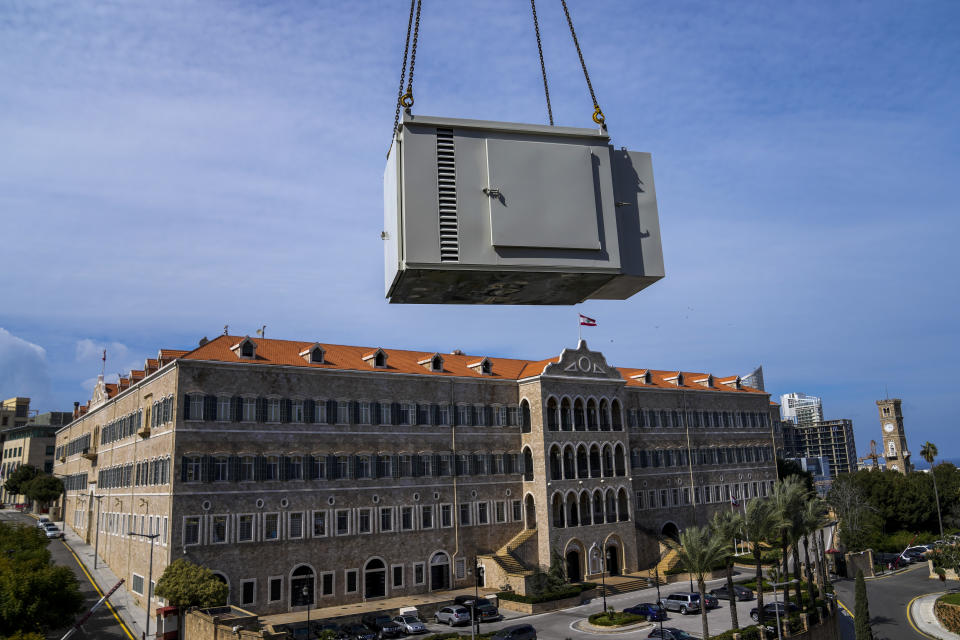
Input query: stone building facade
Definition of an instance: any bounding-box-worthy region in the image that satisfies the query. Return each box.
[55,335,778,616]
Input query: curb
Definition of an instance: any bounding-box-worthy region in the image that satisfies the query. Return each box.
[60,537,137,640]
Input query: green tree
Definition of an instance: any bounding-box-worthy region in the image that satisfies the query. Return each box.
[154,558,228,619]
[710,509,742,630]
[0,522,84,635]
[670,525,728,640]
[800,498,826,612]
[920,442,944,538]
[743,496,784,627]
[772,477,806,607]
[3,465,40,500]
[777,457,815,493]
[22,475,64,508]
[853,569,873,640]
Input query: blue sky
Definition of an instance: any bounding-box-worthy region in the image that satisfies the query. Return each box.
[1,1,958,460]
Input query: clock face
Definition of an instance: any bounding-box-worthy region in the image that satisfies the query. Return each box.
[884,423,895,433]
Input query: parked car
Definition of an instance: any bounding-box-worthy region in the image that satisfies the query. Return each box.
[43,525,64,539]
[659,593,700,615]
[434,605,471,626]
[35,517,50,528]
[906,545,932,556]
[391,614,426,634]
[453,596,500,622]
[623,602,667,620]
[899,550,925,564]
[490,624,537,640]
[750,601,800,621]
[341,623,378,640]
[709,584,754,601]
[702,593,720,609]
[361,613,403,638]
[647,628,694,640]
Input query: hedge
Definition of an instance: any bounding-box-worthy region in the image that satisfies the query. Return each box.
[710,625,765,640]
[587,611,645,626]
[496,582,596,604]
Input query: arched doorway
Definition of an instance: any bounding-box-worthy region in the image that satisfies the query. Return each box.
[290,565,314,607]
[605,545,621,577]
[477,564,485,588]
[524,494,537,529]
[211,572,230,603]
[566,549,582,583]
[662,521,680,542]
[364,558,386,599]
[430,552,450,591]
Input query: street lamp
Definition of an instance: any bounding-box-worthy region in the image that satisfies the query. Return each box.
[302,583,311,639]
[770,578,798,640]
[129,531,160,640]
[93,495,104,569]
[592,548,607,613]
[654,563,664,637]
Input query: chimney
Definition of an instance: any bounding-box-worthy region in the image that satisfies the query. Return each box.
[73,401,80,419]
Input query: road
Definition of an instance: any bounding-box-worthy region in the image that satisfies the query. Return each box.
[832,562,935,640]
[0,510,130,640]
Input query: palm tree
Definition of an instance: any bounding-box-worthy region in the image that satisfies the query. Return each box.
[671,524,729,640]
[743,497,784,628]
[710,509,743,630]
[772,477,806,608]
[800,497,827,612]
[920,442,944,538]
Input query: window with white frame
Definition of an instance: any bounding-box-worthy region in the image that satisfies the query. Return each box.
[438,404,450,426]
[269,577,283,603]
[358,508,372,534]
[477,502,489,525]
[380,507,393,532]
[210,515,228,544]
[441,504,453,528]
[189,395,204,420]
[455,558,466,579]
[289,456,303,480]
[413,562,425,586]
[218,397,231,421]
[495,501,506,523]
[345,569,358,594]
[289,512,304,539]
[360,402,371,424]
[213,457,228,482]
[239,456,254,481]
[265,456,279,481]
[420,505,433,529]
[338,401,349,424]
[240,579,256,606]
[512,500,522,521]
[315,401,327,424]
[242,398,256,422]
[321,571,334,596]
[183,516,200,546]
[336,510,350,536]
[400,506,414,531]
[132,573,145,595]
[392,564,404,589]
[457,405,471,426]
[263,513,279,541]
[459,503,471,526]
[266,398,281,422]
[184,456,201,482]
[496,406,507,427]
[292,401,304,423]
[312,511,327,537]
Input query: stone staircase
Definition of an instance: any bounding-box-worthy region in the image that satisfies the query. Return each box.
[490,528,537,577]
[597,576,651,597]
[655,547,681,575]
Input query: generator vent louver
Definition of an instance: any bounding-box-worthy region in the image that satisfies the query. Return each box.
[436,128,459,262]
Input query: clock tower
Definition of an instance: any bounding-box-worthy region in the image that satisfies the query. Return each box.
[877,398,912,474]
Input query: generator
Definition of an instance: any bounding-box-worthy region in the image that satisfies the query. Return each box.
[383,113,664,304]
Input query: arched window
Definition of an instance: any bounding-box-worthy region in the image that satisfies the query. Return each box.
[602,445,613,477]
[429,552,450,591]
[587,400,599,430]
[560,398,572,431]
[611,400,623,431]
[546,398,559,431]
[576,445,589,478]
[364,558,386,599]
[614,444,626,476]
[592,490,605,524]
[574,399,585,430]
[563,446,576,480]
[599,399,611,430]
[579,492,591,526]
[549,446,562,481]
[589,445,602,478]
[520,400,531,433]
[523,447,534,481]
[552,493,565,528]
[605,490,617,523]
[617,488,629,522]
[567,494,579,527]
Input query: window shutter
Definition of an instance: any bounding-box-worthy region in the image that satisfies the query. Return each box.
[326,454,337,480]
[280,456,290,481]
[432,404,440,425]
[183,395,191,420]
[281,399,291,423]
[228,456,240,481]
[180,456,188,482]
[506,454,516,474]
[232,397,242,422]
[348,456,357,479]
[255,456,266,482]
[487,454,496,473]
[392,454,400,478]
[201,455,212,482]
[204,395,216,421]
[304,399,315,424]
[453,455,461,476]
[351,401,360,425]
[327,399,337,425]
[517,453,526,474]
[304,455,315,480]
[256,398,267,423]
[390,402,399,425]
[432,454,441,477]
[412,456,422,477]
[370,454,379,479]
[370,402,380,425]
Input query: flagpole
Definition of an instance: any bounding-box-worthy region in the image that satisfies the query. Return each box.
[578,315,582,343]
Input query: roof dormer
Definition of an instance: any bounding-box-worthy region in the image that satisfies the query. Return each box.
[299,343,326,364]
[720,375,742,390]
[630,370,653,384]
[468,357,493,375]
[664,372,684,386]
[230,337,257,359]
[418,353,445,372]
[695,374,714,388]
[362,348,388,368]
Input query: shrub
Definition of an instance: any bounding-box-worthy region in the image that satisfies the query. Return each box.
[587,611,645,626]
[710,625,765,640]
[496,582,595,604]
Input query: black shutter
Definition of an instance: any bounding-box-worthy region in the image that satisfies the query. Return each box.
[327,399,337,425]
[232,397,242,422]
[432,404,440,426]
[391,402,400,425]
[433,454,441,477]
[304,399,315,424]
[352,402,361,425]
[327,454,338,480]
[256,398,266,423]
[412,456,422,477]
[453,455,462,476]
[255,455,266,482]
[488,453,496,474]
[180,456,188,482]
[281,399,291,423]
[228,456,240,482]
[201,455,212,482]
[183,395,191,420]
[305,455,315,480]
[204,395,216,421]
[392,454,400,479]
[348,456,357,479]
[371,455,379,479]
[280,456,290,481]
[370,402,380,425]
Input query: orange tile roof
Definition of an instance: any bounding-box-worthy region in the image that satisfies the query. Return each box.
[166,335,765,394]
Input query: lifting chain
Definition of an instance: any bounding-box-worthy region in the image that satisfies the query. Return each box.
[530,0,554,126]
[560,0,606,126]
[390,0,422,154]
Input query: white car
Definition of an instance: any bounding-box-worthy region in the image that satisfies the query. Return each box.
[36,517,50,528]
[392,615,427,634]
[44,525,64,539]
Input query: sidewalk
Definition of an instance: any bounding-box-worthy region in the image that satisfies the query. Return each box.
[910,593,960,640]
[33,513,146,640]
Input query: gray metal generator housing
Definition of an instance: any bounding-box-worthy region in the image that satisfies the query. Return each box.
[384,113,664,304]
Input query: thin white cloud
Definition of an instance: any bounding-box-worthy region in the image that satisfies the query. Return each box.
[0,328,51,408]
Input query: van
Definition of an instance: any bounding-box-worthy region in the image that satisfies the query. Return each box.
[659,593,701,615]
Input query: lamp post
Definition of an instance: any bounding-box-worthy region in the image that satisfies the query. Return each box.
[770,578,798,640]
[93,495,104,569]
[302,583,311,639]
[654,563,664,637]
[472,557,481,639]
[129,531,159,640]
[593,548,607,613]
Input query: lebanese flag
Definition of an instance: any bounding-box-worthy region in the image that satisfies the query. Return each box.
[730,495,739,508]
[579,314,597,327]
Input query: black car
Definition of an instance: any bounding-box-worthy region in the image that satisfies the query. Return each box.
[341,623,378,640]
[490,624,537,640]
[623,602,668,620]
[453,596,501,622]
[709,584,754,601]
[360,613,403,638]
[647,628,694,640]
[750,601,800,621]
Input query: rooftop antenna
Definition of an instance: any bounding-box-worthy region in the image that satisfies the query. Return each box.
[885,384,889,400]
[101,349,107,377]
[256,325,266,338]
[223,325,229,336]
